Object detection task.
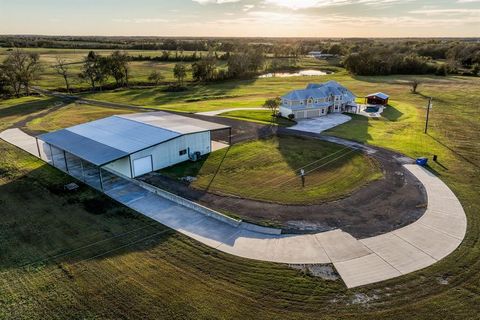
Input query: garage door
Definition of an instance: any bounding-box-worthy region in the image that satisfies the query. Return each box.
[294,111,306,119]
[133,156,153,177]
[306,109,320,118]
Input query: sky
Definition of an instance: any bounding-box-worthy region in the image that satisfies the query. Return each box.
[0,0,479,37]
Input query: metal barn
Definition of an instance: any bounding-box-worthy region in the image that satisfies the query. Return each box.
[36,111,231,191]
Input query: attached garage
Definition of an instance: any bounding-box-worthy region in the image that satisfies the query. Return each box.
[37,111,231,189]
[294,110,306,119]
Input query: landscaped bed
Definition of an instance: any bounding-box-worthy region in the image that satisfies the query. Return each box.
[159,135,383,205]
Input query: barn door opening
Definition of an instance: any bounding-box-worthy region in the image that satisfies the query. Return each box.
[133,156,153,177]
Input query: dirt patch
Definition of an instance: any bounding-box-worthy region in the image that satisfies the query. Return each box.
[289,264,340,281]
[140,117,427,239]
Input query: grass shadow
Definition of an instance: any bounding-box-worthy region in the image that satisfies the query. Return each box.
[428,133,480,169]
[382,104,403,121]
[0,161,174,272]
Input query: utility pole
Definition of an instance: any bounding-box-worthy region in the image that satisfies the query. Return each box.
[424,97,432,134]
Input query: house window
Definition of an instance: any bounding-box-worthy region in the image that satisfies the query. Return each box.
[321,109,325,114]
[179,149,187,156]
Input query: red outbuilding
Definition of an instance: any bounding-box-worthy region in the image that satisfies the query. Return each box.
[365,92,389,105]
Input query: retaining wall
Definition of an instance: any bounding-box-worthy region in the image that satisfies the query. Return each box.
[131,178,282,235]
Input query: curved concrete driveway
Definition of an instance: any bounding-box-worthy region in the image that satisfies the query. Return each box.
[0,129,467,288]
[196,107,265,116]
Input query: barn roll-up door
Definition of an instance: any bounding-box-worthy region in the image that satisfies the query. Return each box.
[133,156,153,177]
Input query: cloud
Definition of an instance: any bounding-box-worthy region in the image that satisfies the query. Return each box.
[243,4,255,11]
[410,8,480,15]
[192,0,241,4]
[262,0,409,10]
[113,18,170,23]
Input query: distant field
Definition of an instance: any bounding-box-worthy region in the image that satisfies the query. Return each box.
[160,136,382,205]
[0,48,217,89]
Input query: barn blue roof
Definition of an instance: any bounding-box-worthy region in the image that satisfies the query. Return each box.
[38,112,230,166]
[38,116,181,166]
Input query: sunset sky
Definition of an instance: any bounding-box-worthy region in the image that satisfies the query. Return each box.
[1,0,479,37]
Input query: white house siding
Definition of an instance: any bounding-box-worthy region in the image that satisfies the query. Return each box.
[280,106,293,118]
[104,156,132,178]
[129,131,211,176]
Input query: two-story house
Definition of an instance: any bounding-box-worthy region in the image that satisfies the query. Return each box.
[279,81,357,119]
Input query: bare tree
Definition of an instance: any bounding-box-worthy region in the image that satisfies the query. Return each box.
[148,70,165,86]
[54,57,71,93]
[411,79,420,93]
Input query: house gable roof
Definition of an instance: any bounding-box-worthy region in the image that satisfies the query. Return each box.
[282,80,356,102]
[366,92,389,99]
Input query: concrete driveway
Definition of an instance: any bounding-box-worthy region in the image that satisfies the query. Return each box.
[196,107,265,117]
[1,128,467,289]
[289,113,351,134]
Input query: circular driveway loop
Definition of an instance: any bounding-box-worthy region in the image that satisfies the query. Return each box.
[0,128,467,288]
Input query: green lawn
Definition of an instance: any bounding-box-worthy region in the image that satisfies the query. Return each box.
[220,109,295,126]
[26,102,134,133]
[160,136,382,205]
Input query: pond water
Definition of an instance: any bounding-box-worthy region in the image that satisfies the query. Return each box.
[259,69,332,78]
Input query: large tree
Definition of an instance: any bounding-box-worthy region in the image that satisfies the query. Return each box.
[191,56,217,82]
[1,49,42,96]
[263,97,281,116]
[79,51,109,91]
[108,51,130,87]
[173,64,187,86]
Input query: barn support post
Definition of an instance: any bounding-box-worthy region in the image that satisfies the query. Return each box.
[49,144,55,167]
[80,159,85,182]
[63,150,69,173]
[129,156,134,178]
[35,138,41,158]
[99,167,104,192]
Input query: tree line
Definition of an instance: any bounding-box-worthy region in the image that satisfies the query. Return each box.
[342,42,480,76]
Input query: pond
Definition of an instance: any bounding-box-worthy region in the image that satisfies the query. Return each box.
[259,69,333,78]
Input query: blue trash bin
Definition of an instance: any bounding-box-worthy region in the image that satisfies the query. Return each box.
[416,157,428,166]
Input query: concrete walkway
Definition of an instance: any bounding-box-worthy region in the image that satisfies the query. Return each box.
[196,107,265,116]
[288,113,352,134]
[0,128,467,288]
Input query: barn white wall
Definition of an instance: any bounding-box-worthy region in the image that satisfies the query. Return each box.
[104,156,132,178]
[130,131,211,176]
[38,140,53,164]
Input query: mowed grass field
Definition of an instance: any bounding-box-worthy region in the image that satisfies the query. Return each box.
[160,135,382,205]
[0,55,479,319]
